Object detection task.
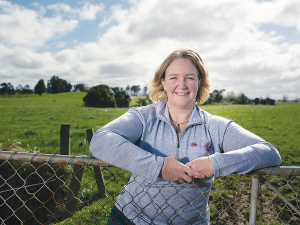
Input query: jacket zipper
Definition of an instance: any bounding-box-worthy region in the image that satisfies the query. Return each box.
[176,142,180,156]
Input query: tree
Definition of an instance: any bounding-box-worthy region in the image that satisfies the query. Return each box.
[131,85,141,96]
[0,82,15,97]
[126,85,130,92]
[115,90,132,107]
[143,86,148,96]
[206,89,225,103]
[111,87,120,93]
[22,85,31,97]
[16,85,23,98]
[225,91,236,101]
[73,84,87,92]
[282,95,288,103]
[236,93,248,104]
[215,92,223,103]
[0,83,8,97]
[83,84,116,108]
[47,76,72,94]
[216,89,225,103]
[34,79,46,96]
[146,94,153,105]
[6,83,15,97]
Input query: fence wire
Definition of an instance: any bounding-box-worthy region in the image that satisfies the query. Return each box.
[0,150,299,225]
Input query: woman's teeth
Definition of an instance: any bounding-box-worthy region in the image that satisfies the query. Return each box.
[176,92,189,95]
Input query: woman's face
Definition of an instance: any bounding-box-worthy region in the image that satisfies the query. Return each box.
[161,58,201,110]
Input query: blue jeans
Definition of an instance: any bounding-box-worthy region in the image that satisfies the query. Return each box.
[107,205,135,225]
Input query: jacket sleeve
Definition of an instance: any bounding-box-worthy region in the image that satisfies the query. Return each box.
[208,120,282,177]
[89,108,164,182]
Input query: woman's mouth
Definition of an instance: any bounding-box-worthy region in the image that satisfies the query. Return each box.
[175,92,189,96]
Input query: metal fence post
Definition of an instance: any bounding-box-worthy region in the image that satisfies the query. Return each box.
[86,128,107,198]
[249,174,260,225]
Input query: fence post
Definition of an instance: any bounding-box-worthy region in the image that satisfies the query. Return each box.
[61,124,85,219]
[63,164,84,219]
[60,124,70,155]
[86,128,107,198]
[249,174,260,225]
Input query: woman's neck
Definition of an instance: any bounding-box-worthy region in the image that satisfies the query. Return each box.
[167,103,194,123]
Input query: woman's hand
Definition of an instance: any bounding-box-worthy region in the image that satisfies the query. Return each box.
[186,157,214,178]
[160,155,206,183]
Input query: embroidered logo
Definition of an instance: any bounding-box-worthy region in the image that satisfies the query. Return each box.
[203,142,211,153]
[191,142,198,147]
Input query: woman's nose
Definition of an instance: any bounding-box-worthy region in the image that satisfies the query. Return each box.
[178,78,187,89]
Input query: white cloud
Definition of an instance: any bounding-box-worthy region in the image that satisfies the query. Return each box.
[47,2,104,20]
[0,0,299,100]
[0,0,78,48]
[56,41,66,48]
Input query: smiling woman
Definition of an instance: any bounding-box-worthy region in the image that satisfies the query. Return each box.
[89,48,282,224]
[149,49,211,105]
[161,58,200,111]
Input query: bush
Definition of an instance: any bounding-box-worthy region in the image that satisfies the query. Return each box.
[136,97,148,106]
[114,90,132,107]
[83,85,116,108]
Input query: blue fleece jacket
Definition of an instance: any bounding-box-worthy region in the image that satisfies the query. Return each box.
[90,102,281,224]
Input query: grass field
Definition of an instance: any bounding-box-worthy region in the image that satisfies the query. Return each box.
[0,93,299,224]
[0,92,299,165]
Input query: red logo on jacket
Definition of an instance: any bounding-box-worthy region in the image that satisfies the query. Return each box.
[191,142,198,147]
[203,142,211,153]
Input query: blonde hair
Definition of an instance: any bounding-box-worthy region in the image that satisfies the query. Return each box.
[148,49,212,104]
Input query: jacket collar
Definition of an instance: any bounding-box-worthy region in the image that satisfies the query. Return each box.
[156,101,204,126]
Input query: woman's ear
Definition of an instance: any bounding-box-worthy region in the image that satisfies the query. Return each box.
[198,79,202,88]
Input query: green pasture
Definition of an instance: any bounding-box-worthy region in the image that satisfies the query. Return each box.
[0,92,298,165]
[0,93,299,224]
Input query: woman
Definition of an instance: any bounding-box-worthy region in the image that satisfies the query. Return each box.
[89,49,281,224]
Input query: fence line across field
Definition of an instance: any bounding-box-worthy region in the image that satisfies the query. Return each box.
[0,150,299,175]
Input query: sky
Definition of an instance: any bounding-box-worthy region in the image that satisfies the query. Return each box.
[0,0,300,100]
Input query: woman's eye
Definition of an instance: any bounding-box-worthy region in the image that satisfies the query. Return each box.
[187,77,194,80]
[170,77,176,80]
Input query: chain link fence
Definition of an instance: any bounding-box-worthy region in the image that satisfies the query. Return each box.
[0,150,299,225]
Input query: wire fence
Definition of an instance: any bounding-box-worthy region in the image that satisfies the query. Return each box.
[0,150,299,225]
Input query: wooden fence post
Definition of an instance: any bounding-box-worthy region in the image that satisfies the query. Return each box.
[60,124,70,155]
[86,128,107,198]
[63,164,84,219]
[61,124,85,219]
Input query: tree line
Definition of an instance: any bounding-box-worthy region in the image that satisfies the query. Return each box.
[205,89,276,105]
[0,76,73,97]
[2,75,283,105]
[0,75,147,98]
[0,83,32,97]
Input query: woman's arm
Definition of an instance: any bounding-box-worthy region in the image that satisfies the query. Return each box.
[89,109,164,182]
[188,121,282,178]
[209,121,282,177]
